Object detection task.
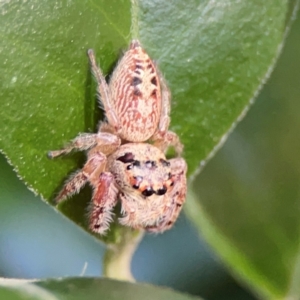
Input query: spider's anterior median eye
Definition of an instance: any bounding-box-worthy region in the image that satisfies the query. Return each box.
[142,187,154,197]
[156,186,167,196]
[127,164,133,170]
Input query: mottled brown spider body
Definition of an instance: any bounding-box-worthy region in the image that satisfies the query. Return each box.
[49,40,187,235]
[109,41,162,142]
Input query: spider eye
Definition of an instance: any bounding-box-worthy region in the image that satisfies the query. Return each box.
[142,187,154,197]
[156,186,167,195]
[126,160,141,170]
[117,152,134,163]
[132,160,141,167]
[159,158,170,167]
[145,160,156,168]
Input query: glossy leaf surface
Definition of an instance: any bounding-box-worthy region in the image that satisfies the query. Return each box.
[0,278,203,300]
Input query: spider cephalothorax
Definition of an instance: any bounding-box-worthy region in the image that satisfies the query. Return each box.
[109,143,174,197]
[49,40,187,235]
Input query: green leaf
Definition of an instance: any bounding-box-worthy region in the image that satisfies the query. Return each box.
[0,0,291,236]
[0,278,203,300]
[185,3,300,299]
[137,0,289,172]
[0,280,52,300]
[0,0,131,232]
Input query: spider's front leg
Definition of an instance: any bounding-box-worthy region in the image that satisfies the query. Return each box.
[146,157,187,233]
[48,132,120,158]
[151,66,183,156]
[153,131,183,156]
[49,132,120,202]
[55,148,119,234]
[89,172,119,235]
[54,150,106,203]
[87,49,121,134]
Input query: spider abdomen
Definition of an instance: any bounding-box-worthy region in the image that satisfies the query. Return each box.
[109,40,161,142]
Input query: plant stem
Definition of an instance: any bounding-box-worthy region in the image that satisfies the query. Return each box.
[103,228,144,282]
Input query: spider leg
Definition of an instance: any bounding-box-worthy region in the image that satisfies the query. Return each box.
[153,131,183,156]
[118,194,140,229]
[48,132,120,158]
[87,49,120,133]
[146,157,187,233]
[155,64,171,136]
[89,172,118,235]
[54,132,120,202]
[151,65,183,156]
[55,151,107,203]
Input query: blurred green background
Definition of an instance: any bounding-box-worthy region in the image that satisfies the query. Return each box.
[0,6,299,300]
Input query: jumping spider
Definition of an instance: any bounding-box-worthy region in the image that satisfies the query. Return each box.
[48,40,187,235]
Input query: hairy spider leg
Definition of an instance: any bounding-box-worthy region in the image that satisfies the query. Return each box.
[89,172,119,234]
[48,132,120,158]
[87,49,120,134]
[151,65,183,155]
[52,133,120,202]
[55,151,107,203]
